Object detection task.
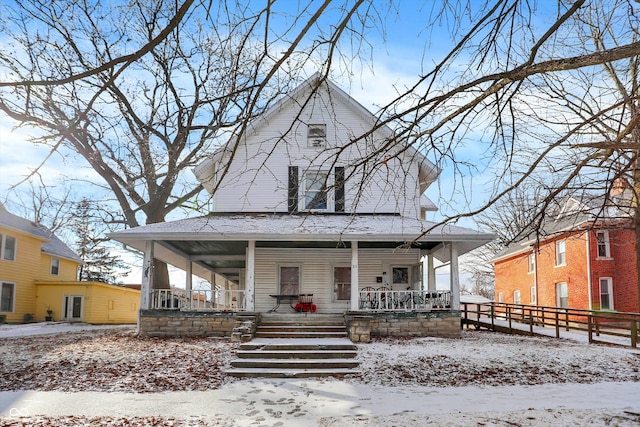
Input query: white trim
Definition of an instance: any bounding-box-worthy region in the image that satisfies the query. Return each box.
[0,234,16,262]
[599,277,614,311]
[595,230,612,259]
[350,241,359,310]
[0,281,16,313]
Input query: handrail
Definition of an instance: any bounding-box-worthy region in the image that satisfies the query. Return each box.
[359,289,451,311]
[150,289,246,312]
[461,301,640,348]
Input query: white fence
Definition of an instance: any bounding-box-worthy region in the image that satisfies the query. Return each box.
[150,289,246,311]
[359,288,451,311]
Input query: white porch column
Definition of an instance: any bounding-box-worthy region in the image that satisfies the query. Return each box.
[211,272,217,308]
[449,244,460,310]
[140,240,154,310]
[246,240,256,311]
[427,253,436,291]
[350,241,359,311]
[185,260,192,293]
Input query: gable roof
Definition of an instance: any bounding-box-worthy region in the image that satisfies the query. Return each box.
[490,195,632,263]
[0,204,82,263]
[194,74,440,193]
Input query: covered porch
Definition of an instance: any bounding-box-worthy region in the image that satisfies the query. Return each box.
[108,214,493,336]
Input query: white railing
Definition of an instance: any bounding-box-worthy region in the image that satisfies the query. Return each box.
[359,288,451,311]
[150,289,246,311]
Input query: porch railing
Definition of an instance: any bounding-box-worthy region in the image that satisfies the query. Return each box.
[150,289,246,311]
[359,288,451,311]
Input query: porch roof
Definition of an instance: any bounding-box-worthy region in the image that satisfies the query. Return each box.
[108,213,493,279]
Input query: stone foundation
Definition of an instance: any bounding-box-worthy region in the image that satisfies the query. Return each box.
[345,311,461,342]
[138,310,259,338]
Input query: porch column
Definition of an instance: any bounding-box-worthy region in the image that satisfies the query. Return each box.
[450,244,460,310]
[140,240,154,310]
[185,260,192,293]
[246,240,255,311]
[350,241,359,311]
[427,253,436,291]
[211,272,217,308]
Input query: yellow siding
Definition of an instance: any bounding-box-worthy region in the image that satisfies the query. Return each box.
[38,254,79,282]
[36,281,139,324]
[0,226,45,322]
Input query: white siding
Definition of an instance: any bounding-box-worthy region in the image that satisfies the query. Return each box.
[254,247,421,313]
[210,88,423,217]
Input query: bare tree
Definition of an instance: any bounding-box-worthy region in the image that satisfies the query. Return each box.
[1,0,638,293]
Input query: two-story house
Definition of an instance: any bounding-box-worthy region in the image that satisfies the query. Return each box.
[491,196,638,313]
[109,75,494,339]
[0,204,140,324]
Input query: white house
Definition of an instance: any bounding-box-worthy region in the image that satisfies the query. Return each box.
[108,74,493,339]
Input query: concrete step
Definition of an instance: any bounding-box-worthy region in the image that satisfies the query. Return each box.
[254,331,348,339]
[236,349,357,359]
[225,367,360,378]
[230,358,359,370]
[258,324,345,332]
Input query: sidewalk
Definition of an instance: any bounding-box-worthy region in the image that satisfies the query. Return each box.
[1,380,639,426]
[0,322,134,338]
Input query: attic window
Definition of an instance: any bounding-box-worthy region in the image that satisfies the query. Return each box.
[307,124,326,148]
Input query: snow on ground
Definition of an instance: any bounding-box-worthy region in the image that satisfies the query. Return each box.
[0,324,639,426]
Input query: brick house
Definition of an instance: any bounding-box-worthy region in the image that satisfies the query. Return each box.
[491,196,638,313]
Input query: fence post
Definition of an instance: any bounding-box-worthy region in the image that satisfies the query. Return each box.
[632,320,638,349]
[541,307,545,328]
[588,315,593,344]
[507,305,512,333]
[476,303,481,330]
[491,304,495,331]
[555,310,560,338]
[565,309,570,331]
[463,303,468,329]
[529,308,534,335]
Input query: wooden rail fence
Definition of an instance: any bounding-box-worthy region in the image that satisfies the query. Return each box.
[461,302,640,348]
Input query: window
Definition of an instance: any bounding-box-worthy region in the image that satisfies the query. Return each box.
[513,290,521,305]
[279,266,300,295]
[1,282,15,312]
[528,253,535,273]
[556,282,568,308]
[1,234,16,261]
[51,258,60,275]
[599,278,613,310]
[304,171,328,210]
[530,287,536,304]
[307,124,326,148]
[555,240,566,266]
[596,231,611,258]
[334,267,351,301]
[392,267,409,285]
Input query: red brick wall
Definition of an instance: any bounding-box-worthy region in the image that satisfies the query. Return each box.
[494,251,534,305]
[589,229,638,312]
[494,227,639,313]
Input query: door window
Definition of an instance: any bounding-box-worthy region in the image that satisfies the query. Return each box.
[279,266,299,295]
[334,267,351,301]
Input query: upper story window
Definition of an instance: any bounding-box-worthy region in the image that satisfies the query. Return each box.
[307,124,326,148]
[596,231,611,258]
[0,234,16,261]
[555,240,566,266]
[304,170,328,210]
[51,258,60,275]
[527,253,535,273]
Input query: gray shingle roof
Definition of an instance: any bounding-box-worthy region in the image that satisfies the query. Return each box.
[0,204,82,263]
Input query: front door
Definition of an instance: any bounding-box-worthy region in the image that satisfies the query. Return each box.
[63,295,83,321]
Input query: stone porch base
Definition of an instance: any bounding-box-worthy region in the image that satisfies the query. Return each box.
[345,311,461,343]
[138,310,461,342]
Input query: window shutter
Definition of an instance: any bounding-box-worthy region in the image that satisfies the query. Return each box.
[288,166,299,213]
[335,166,345,212]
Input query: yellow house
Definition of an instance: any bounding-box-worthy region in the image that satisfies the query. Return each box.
[35,281,140,324]
[0,204,139,324]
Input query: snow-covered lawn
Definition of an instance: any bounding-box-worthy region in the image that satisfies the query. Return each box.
[0,327,639,426]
